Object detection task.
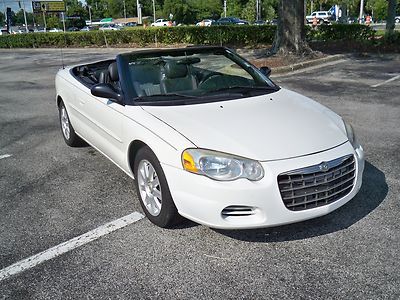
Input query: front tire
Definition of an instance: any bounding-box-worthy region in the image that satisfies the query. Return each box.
[58,101,84,147]
[133,146,180,228]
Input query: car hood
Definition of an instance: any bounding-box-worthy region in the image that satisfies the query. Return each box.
[141,88,348,161]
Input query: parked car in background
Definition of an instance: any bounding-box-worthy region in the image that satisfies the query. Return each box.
[346,17,357,24]
[34,27,46,33]
[80,26,95,31]
[151,19,171,26]
[124,22,138,27]
[306,11,332,24]
[253,20,266,25]
[11,27,26,34]
[196,19,215,26]
[216,17,249,25]
[49,28,63,32]
[99,24,120,31]
[67,27,80,32]
[268,19,278,25]
[0,28,9,35]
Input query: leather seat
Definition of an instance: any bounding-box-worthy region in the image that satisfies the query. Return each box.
[98,62,120,92]
[130,63,162,97]
[98,70,110,84]
[160,61,197,93]
[108,62,119,82]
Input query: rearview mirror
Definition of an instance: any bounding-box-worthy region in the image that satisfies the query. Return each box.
[91,83,122,103]
[260,66,272,77]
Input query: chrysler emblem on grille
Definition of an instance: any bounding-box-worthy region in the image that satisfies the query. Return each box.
[319,162,330,172]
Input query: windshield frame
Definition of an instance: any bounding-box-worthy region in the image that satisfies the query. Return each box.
[117,46,280,106]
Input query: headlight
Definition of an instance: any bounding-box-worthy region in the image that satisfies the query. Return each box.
[343,120,358,149]
[182,149,264,181]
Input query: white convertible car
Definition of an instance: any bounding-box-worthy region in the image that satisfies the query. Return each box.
[55,46,364,229]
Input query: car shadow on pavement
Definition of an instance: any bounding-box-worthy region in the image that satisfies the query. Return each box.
[214,161,388,242]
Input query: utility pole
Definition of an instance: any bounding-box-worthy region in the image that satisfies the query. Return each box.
[223,0,227,17]
[88,5,92,24]
[152,0,155,23]
[43,11,46,30]
[136,0,142,24]
[123,0,126,20]
[359,0,364,24]
[22,1,29,32]
[256,0,260,20]
[61,11,66,31]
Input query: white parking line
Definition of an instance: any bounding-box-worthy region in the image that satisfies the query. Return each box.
[371,74,400,87]
[0,212,144,281]
[0,154,12,160]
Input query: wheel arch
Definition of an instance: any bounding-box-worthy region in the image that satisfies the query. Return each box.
[127,140,152,175]
[56,95,63,107]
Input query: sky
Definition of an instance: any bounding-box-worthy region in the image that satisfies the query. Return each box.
[1,0,38,13]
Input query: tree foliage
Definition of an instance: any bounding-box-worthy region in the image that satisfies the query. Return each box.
[0,12,5,26]
[163,0,195,23]
[366,0,388,21]
[242,0,257,22]
[4,0,399,28]
[47,16,61,28]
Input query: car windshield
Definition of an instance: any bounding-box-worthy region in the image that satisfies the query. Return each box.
[121,48,279,106]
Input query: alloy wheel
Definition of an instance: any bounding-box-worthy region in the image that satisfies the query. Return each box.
[137,159,162,216]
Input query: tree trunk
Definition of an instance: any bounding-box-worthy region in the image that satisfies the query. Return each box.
[271,0,312,56]
[386,0,397,35]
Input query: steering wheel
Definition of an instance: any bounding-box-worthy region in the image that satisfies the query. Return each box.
[198,73,224,88]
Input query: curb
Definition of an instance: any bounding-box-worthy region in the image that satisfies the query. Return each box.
[271,54,347,75]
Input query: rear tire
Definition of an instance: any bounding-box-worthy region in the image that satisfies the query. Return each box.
[58,101,84,147]
[133,146,180,228]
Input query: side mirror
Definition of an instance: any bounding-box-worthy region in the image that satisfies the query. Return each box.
[91,83,122,103]
[260,66,272,77]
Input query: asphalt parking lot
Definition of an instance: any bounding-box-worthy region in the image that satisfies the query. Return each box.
[0,49,399,299]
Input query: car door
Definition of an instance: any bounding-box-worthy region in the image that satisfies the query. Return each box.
[75,89,125,167]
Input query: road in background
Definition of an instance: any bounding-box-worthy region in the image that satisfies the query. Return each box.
[0,49,399,299]
[372,22,400,31]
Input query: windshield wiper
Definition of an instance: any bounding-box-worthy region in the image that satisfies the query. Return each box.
[207,86,279,96]
[134,93,197,102]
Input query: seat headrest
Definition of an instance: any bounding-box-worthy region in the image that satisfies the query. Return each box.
[163,61,188,79]
[98,70,109,84]
[108,62,119,81]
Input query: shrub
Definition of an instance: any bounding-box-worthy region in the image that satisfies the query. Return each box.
[307,24,375,42]
[1,24,387,49]
[382,31,400,45]
[0,25,277,48]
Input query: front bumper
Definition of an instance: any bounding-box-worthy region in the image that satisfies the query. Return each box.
[162,142,364,229]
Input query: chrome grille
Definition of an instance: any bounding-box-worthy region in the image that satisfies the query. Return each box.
[278,155,355,211]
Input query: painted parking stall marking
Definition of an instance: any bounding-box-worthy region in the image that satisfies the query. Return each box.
[371,74,400,88]
[0,212,145,281]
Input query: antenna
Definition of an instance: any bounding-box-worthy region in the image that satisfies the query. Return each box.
[60,29,67,70]
[60,11,66,69]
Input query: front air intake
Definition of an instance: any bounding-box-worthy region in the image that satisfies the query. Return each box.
[221,206,256,217]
